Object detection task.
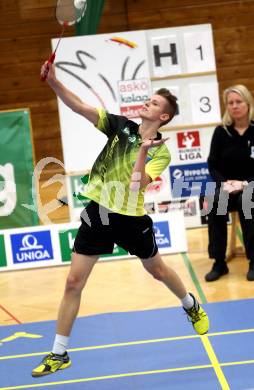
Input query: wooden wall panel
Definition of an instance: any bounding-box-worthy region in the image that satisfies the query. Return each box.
[0,0,254,175]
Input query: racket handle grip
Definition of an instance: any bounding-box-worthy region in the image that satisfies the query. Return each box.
[41,52,56,81]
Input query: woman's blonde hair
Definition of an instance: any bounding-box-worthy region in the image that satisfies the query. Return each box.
[222,84,254,127]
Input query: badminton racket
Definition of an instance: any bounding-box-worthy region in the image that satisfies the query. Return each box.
[41,0,87,81]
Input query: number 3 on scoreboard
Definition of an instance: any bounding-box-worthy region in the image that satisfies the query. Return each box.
[189,82,221,124]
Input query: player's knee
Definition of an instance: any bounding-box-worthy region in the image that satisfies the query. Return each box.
[65,274,83,294]
[145,265,164,281]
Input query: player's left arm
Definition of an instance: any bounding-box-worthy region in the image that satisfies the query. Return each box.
[130,139,169,191]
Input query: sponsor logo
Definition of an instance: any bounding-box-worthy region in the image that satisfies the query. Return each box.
[177,131,202,161]
[119,79,149,93]
[169,162,212,198]
[177,131,200,148]
[118,78,151,119]
[172,166,209,179]
[11,231,53,264]
[153,221,171,248]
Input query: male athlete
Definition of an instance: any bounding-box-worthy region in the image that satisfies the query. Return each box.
[32,63,209,377]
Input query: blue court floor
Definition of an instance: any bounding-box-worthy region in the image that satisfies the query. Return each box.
[0,299,254,389]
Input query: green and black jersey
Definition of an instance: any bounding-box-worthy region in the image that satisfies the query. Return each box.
[81,108,171,216]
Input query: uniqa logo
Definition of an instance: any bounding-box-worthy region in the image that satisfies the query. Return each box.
[16,234,50,262]
[154,225,170,245]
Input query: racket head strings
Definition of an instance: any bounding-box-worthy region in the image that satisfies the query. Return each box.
[55,0,87,26]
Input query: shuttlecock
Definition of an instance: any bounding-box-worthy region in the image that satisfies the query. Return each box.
[74,0,85,9]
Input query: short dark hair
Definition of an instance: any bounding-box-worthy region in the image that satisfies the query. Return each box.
[155,88,178,125]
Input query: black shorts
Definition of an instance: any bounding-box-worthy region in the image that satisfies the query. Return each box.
[73,201,158,259]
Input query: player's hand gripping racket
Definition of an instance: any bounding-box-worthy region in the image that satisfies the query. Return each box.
[41,0,87,81]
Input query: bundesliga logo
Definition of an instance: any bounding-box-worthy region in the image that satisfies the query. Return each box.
[177,131,202,161]
[177,131,200,148]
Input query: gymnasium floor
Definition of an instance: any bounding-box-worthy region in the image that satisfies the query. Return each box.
[1,299,254,389]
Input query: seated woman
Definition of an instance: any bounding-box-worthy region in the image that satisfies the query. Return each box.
[205,84,254,282]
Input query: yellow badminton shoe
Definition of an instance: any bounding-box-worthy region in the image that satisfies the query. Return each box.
[184,293,209,335]
[31,351,71,377]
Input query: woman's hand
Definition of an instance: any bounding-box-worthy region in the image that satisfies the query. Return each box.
[223,180,244,194]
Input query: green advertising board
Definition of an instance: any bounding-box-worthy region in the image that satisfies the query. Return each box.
[0,109,38,228]
[59,228,78,262]
[0,235,7,267]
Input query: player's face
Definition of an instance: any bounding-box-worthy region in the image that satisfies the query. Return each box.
[139,94,170,123]
[226,92,249,122]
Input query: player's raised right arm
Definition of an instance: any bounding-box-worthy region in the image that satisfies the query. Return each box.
[41,62,99,126]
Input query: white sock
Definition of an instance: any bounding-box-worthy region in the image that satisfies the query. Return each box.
[181,293,194,309]
[52,334,69,355]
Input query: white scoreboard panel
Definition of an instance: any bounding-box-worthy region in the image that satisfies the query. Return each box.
[147,25,216,77]
[148,24,220,128]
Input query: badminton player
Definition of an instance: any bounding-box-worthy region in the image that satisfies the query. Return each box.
[32,62,209,377]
